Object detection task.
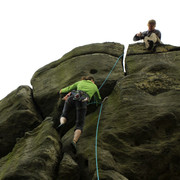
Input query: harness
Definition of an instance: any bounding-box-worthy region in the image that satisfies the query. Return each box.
[71,90,90,102]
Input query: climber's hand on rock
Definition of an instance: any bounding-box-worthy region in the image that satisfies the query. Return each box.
[58,90,62,95]
[62,92,71,101]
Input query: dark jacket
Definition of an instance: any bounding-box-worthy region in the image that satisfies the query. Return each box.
[133,29,161,41]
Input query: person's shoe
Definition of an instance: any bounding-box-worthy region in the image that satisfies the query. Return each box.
[147,40,154,50]
[56,123,65,133]
[71,141,77,154]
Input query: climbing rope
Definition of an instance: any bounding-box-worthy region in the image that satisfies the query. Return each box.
[95,53,123,180]
[98,53,124,90]
[95,102,103,180]
[88,53,124,105]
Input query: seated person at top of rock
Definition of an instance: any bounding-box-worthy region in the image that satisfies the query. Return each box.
[57,76,101,153]
[133,19,162,50]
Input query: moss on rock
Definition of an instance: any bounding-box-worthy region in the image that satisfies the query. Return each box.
[0,86,42,158]
[0,117,61,180]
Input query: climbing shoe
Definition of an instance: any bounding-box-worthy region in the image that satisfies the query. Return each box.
[71,141,77,154]
[56,123,65,133]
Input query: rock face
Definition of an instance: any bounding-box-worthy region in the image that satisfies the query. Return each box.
[61,43,180,179]
[0,86,42,158]
[94,43,180,179]
[0,117,61,180]
[0,42,180,180]
[57,153,80,180]
[31,42,124,125]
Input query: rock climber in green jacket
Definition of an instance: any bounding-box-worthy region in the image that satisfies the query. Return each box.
[57,76,101,153]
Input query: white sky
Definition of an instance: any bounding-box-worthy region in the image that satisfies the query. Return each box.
[0,0,180,100]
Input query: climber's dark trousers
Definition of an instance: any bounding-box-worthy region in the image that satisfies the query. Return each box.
[61,95,87,131]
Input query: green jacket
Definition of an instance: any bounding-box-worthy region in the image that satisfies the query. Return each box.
[61,80,101,102]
